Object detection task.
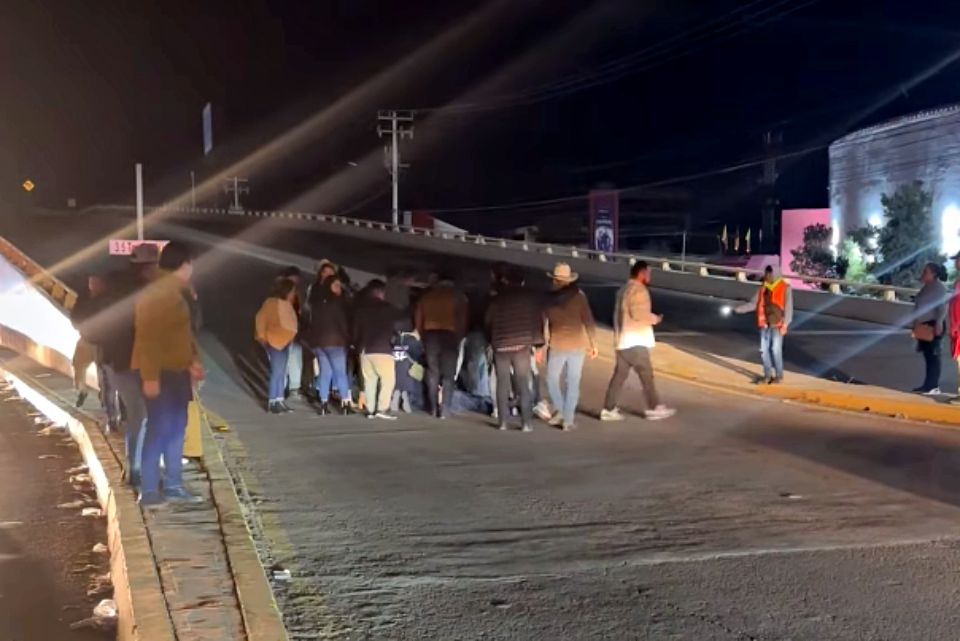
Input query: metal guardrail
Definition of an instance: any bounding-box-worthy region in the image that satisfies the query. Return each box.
[132,204,918,302]
[0,236,77,311]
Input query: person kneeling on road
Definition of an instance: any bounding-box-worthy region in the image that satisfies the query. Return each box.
[600,261,676,422]
[733,264,793,385]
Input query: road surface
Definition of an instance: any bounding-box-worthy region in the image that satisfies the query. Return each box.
[0,352,113,640]
[7,209,960,639]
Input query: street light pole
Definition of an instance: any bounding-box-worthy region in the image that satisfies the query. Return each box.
[135,163,144,241]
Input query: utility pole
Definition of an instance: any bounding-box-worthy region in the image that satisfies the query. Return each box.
[190,171,197,209]
[223,176,249,215]
[759,130,782,253]
[135,163,144,241]
[377,110,415,226]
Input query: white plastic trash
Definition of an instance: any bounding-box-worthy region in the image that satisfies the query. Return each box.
[81,507,103,518]
[93,599,117,619]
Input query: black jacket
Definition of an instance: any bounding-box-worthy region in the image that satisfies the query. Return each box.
[83,270,141,371]
[485,286,547,350]
[305,285,350,348]
[353,299,402,354]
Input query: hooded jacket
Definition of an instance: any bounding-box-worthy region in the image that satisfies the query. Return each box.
[305,277,350,348]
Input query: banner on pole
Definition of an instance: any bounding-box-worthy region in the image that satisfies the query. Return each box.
[589,190,619,252]
[109,239,168,256]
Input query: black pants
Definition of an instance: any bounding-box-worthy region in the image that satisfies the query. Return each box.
[603,346,659,411]
[424,330,459,416]
[495,349,532,425]
[918,336,942,391]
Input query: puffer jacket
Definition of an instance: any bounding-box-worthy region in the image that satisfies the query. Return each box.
[485,286,546,350]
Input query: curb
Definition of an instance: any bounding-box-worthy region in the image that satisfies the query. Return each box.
[0,361,176,641]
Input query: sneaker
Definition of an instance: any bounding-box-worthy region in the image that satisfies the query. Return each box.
[76,391,88,408]
[600,408,625,422]
[366,412,377,420]
[562,422,577,432]
[497,423,508,431]
[400,391,413,414]
[268,402,284,415]
[533,401,552,422]
[756,376,772,385]
[521,423,533,433]
[375,411,398,421]
[924,387,943,396]
[164,487,205,504]
[139,491,166,509]
[547,411,564,427]
[279,401,294,413]
[644,405,677,421]
[770,377,783,385]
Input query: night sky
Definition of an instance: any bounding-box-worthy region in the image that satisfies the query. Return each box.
[3,0,960,243]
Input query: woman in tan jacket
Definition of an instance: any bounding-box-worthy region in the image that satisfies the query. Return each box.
[255,278,299,414]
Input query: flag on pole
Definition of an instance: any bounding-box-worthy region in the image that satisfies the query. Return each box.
[734,227,740,253]
[720,225,728,251]
[745,228,752,254]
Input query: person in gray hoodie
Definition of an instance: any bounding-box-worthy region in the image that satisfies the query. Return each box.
[911,261,949,395]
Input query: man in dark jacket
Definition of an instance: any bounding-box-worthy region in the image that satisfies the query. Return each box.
[485,269,548,432]
[86,244,159,487]
[353,280,403,419]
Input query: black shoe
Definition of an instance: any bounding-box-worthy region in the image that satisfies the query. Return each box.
[76,391,88,408]
[318,401,330,416]
[340,401,352,415]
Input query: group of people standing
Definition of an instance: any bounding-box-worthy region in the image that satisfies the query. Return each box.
[72,242,205,509]
[254,257,677,429]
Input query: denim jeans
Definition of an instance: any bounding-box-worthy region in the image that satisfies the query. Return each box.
[111,368,146,486]
[760,327,784,379]
[546,350,586,425]
[314,347,351,402]
[286,341,303,392]
[918,335,942,391]
[141,371,192,496]
[265,345,290,402]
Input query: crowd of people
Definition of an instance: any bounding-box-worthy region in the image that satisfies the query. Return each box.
[71,242,204,509]
[254,258,677,430]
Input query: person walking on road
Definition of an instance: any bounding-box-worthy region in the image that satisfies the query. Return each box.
[600,261,676,421]
[71,275,108,408]
[131,242,204,508]
[306,274,354,415]
[353,280,404,420]
[734,264,793,385]
[912,261,949,395]
[543,263,598,431]
[256,278,300,414]
[92,244,159,487]
[415,274,469,419]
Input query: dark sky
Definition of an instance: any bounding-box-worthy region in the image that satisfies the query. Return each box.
[3,0,960,238]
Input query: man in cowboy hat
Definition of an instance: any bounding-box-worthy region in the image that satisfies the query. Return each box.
[542,262,598,431]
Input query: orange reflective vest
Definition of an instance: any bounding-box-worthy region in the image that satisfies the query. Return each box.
[756,279,787,329]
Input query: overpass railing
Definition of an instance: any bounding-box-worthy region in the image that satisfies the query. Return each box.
[119,204,920,302]
[0,236,77,311]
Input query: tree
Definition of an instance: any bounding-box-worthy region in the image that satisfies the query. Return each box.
[873,181,943,288]
[790,223,837,280]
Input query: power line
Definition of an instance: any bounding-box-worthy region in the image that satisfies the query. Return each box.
[421,0,822,115]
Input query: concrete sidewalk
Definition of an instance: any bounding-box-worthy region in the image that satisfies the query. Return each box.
[649,337,960,426]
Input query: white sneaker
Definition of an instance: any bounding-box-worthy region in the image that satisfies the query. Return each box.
[548,411,564,427]
[521,424,533,433]
[562,422,577,432]
[600,408,625,422]
[924,388,942,396]
[375,411,398,421]
[533,401,552,422]
[644,405,677,421]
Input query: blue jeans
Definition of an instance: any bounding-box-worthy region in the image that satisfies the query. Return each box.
[286,341,303,391]
[760,327,784,379]
[141,371,192,497]
[546,350,586,425]
[314,347,350,402]
[266,345,290,402]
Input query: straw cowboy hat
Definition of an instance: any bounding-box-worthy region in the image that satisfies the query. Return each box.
[548,262,579,283]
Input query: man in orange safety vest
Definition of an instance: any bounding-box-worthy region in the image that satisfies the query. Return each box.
[735,265,793,384]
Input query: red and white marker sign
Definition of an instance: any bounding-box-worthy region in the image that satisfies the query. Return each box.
[108,239,168,256]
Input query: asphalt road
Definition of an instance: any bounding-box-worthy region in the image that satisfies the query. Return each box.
[8,210,960,639]
[0,352,113,640]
